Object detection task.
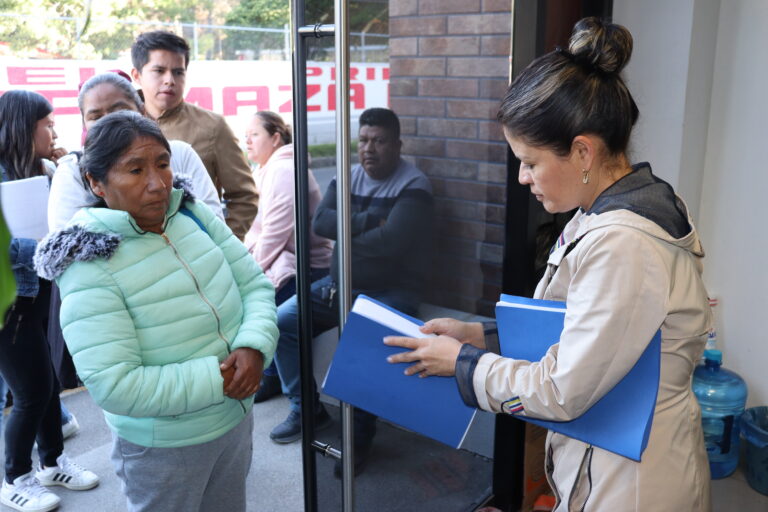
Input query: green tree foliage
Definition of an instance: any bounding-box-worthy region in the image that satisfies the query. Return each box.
[222,0,388,60]
[0,0,387,60]
[0,211,16,327]
[0,0,238,59]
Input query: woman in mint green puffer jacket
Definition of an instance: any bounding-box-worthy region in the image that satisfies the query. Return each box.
[34,111,277,512]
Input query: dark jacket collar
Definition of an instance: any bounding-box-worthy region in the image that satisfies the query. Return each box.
[587,163,691,239]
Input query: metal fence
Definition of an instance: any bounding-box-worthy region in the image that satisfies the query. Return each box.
[0,12,388,62]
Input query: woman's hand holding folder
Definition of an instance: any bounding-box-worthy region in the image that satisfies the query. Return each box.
[420,318,486,349]
[385,318,483,378]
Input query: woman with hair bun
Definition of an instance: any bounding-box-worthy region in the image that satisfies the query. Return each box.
[386,17,711,511]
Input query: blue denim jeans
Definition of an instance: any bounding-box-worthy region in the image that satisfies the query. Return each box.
[0,281,63,482]
[273,275,418,446]
[262,268,329,378]
[60,403,72,426]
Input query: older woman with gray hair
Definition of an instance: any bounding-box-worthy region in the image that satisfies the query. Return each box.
[47,71,222,232]
[35,110,278,512]
[45,71,225,414]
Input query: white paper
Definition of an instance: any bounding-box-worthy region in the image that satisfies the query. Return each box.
[1,176,50,239]
[496,300,565,313]
[352,296,435,339]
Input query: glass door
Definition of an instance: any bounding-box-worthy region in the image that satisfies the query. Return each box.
[302,0,506,510]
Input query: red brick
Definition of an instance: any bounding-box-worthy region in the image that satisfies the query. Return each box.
[418,77,479,97]
[432,256,503,286]
[453,276,485,298]
[415,156,478,179]
[479,261,504,283]
[475,299,496,318]
[479,78,509,98]
[434,234,478,259]
[390,57,446,77]
[434,253,502,281]
[391,0,418,16]
[432,178,506,203]
[481,35,510,56]
[426,273,502,300]
[419,36,480,56]
[390,97,445,116]
[419,0,481,15]
[436,201,474,223]
[446,140,506,162]
[482,0,511,12]
[433,260,488,290]
[418,118,477,139]
[436,199,469,219]
[447,13,511,34]
[479,242,504,263]
[446,99,499,119]
[485,205,506,224]
[400,117,417,135]
[390,37,418,56]
[435,260,503,289]
[447,56,509,77]
[402,136,445,157]
[391,16,446,37]
[482,281,502,300]
[389,77,418,96]
[424,275,501,316]
[478,120,505,141]
[478,162,508,183]
[435,198,499,223]
[424,290,478,316]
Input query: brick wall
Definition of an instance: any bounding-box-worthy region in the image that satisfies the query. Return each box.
[389,0,511,316]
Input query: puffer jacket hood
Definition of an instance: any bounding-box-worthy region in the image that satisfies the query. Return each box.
[568,163,705,258]
[35,178,195,280]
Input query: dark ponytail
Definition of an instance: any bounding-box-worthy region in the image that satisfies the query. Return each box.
[0,90,53,180]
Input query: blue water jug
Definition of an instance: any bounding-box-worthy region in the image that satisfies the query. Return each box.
[693,349,748,479]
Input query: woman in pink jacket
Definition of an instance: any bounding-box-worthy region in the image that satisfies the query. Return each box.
[244,111,332,402]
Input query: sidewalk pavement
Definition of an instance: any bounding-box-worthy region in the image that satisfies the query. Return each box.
[2,386,493,512]
[1,388,303,512]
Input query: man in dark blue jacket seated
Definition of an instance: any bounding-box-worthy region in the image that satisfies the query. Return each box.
[268,107,434,477]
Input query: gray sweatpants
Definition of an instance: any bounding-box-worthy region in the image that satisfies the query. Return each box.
[110,413,254,512]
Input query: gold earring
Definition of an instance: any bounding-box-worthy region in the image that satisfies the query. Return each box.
[582,168,591,184]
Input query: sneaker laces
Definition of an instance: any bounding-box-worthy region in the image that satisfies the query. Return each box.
[56,454,85,475]
[14,475,50,499]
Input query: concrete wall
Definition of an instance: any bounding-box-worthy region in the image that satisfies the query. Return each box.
[696,2,768,408]
[615,0,768,407]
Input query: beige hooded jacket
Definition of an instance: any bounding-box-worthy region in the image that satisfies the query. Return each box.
[459,165,711,511]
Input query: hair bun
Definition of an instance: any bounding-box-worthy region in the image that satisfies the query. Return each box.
[568,17,633,75]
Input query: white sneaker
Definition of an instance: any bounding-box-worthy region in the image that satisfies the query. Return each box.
[0,472,60,512]
[35,454,99,491]
[61,414,79,440]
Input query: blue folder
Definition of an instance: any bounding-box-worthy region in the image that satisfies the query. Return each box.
[496,294,661,461]
[322,295,477,448]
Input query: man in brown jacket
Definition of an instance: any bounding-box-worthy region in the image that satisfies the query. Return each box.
[131,31,258,239]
